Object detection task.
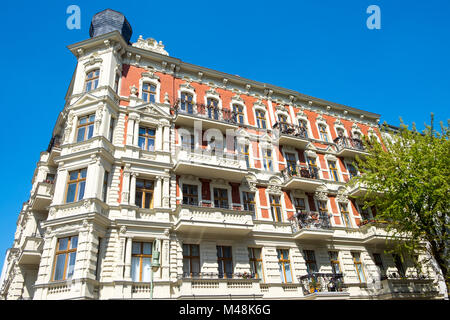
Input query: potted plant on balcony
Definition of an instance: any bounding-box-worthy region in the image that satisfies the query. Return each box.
[309,276,319,293]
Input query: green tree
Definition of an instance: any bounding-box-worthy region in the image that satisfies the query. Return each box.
[352,115,449,293]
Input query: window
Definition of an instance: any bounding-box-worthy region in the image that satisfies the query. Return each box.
[256,110,266,129]
[270,195,283,222]
[114,73,120,94]
[393,254,406,277]
[278,114,289,131]
[307,157,319,178]
[182,184,198,205]
[207,98,219,120]
[317,200,328,215]
[45,173,55,183]
[294,198,306,213]
[243,192,256,218]
[213,188,229,209]
[53,236,78,281]
[373,253,385,276]
[135,179,154,209]
[181,92,193,113]
[238,143,250,168]
[352,252,366,283]
[285,153,297,174]
[66,169,87,203]
[233,104,245,124]
[299,119,308,138]
[318,125,329,142]
[183,244,200,277]
[263,149,273,171]
[346,162,358,179]
[138,127,156,151]
[217,246,233,278]
[142,83,156,103]
[303,250,318,274]
[357,202,372,220]
[277,249,292,283]
[108,117,115,142]
[339,203,352,227]
[181,133,195,152]
[329,251,341,274]
[102,171,109,203]
[329,161,339,181]
[248,248,264,280]
[95,237,102,281]
[131,242,153,282]
[76,114,95,142]
[85,69,99,92]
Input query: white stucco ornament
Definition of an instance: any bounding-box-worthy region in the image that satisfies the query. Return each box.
[132,35,169,56]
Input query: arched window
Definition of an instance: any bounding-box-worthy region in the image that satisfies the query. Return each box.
[181,92,194,114]
[85,69,99,92]
[233,104,245,124]
[206,98,219,120]
[142,83,156,103]
[256,110,266,129]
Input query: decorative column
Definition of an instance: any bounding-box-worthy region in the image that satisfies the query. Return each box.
[162,122,170,152]
[87,155,102,199]
[154,176,162,208]
[156,125,163,151]
[133,116,140,147]
[121,165,131,205]
[129,172,139,206]
[124,236,133,281]
[162,176,170,208]
[126,116,135,146]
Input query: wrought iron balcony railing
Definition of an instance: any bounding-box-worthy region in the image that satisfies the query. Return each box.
[334,136,365,152]
[299,273,346,295]
[172,99,238,124]
[281,166,320,181]
[289,211,332,232]
[180,200,254,213]
[179,272,257,280]
[273,122,308,138]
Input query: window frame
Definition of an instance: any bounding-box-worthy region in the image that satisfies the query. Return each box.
[217,245,233,279]
[182,184,199,206]
[328,251,341,274]
[142,82,157,103]
[255,109,267,129]
[183,244,200,278]
[270,195,283,222]
[248,247,264,281]
[52,235,78,281]
[65,168,87,203]
[75,114,96,143]
[303,249,318,275]
[339,202,352,227]
[277,249,293,283]
[85,69,100,92]
[328,160,339,181]
[352,252,366,283]
[131,241,153,282]
[135,179,154,209]
[138,127,156,152]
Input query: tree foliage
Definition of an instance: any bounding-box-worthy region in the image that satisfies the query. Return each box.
[352,115,449,293]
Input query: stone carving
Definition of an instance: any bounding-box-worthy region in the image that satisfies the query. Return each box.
[132,35,169,56]
[63,112,75,144]
[314,185,328,201]
[130,85,138,97]
[119,226,127,234]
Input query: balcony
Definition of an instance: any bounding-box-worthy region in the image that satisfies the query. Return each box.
[377,274,440,299]
[289,211,334,240]
[273,122,309,149]
[177,272,262,299]
[281,167,323,191]
[172,100,239,132]
[299,273,349,299]
[18,234,44,265]
[30,181,54,210]
[173,202,254,237]
[174,146,248,181]
[333,136,367,157]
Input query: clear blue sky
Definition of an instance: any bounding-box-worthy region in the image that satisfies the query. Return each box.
[0,0,448,258]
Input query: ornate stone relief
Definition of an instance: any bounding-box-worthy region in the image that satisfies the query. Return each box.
[314,185,328,201]
[132,35,169,56]
[336,187,349,203]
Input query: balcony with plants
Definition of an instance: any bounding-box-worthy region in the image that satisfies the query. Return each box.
[272,122,309,149]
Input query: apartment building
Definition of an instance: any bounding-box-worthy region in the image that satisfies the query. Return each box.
[0,9,445,300]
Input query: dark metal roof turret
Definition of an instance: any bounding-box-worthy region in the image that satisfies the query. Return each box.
[89,9,132,44]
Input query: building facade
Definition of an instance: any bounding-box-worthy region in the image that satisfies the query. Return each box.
[0,9,445,300]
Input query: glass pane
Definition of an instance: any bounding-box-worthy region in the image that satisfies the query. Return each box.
[66,252,77,279]
[138,137,146,150]
[191,245,199,256]
[139,127,146,135]
[136,179,144,188]
[217,246,222,258]
[143,83,149,90]
[254,248,261,259]
[147,139,155,151]
[135,191,143,207]
[142,258,151,282]
[76,127,85,142]
[278,263,284,283]
[87,124,94,139]
[131,257,140,281]
[66,183,76,203]
[248,248,254,259]
[284,263,292,283]
[225,260,233,275]
[148,129,156,136]
[54,254,66,280]
[256,261,263,279]
[142,92,148,101]
[218,261,224,277]
[70,236,78,249]
[357,265,366,282]
[150,94,155,103]
[79,117,87,124]
[89,114,95,122]
[183,258,190,275]
[77,181,85,201]
[142,242,152,255]
[183,244,189,256]
[80,169,87,178]
[223,246,232,258]
[58,238,68,251]
[191,259,200,274]
[144,193,152,208]
[69,171,78,180]
[132,242,141,254]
